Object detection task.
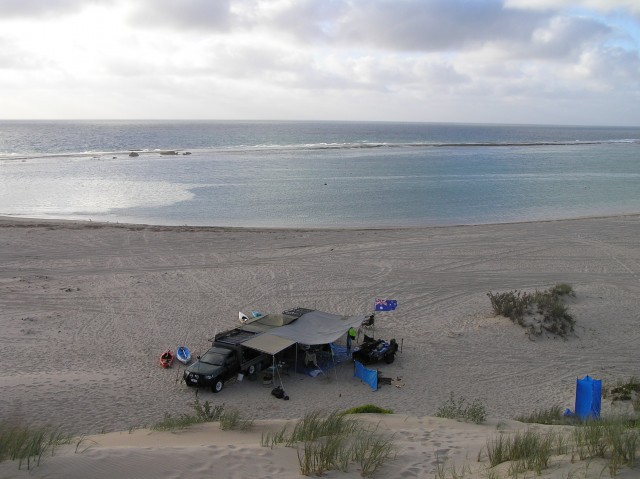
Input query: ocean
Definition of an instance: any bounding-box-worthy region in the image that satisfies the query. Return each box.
[1,120,639,228]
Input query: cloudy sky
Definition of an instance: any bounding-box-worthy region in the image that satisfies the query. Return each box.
[1,0,639,125]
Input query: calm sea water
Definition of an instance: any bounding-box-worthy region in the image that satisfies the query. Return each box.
[1,120,639,228]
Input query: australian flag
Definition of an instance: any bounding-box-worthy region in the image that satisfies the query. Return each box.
[375,299,397,311]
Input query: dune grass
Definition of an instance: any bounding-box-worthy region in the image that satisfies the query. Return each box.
[261,409,395,477]
[151,399,254,432]
[0,420,76,470]
[487,283,576,337]
[151,398,225,431]
[572,417,639,476]
[514,405,570,425]
[219,407,254,431]
[487,429,560,474]
[485,416,640,478]
[436,392,487,424]
[342,404,394,415]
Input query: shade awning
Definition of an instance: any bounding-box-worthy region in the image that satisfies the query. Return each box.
[242,333,296,355]
[240,309,368,356]
[268,311,367,345]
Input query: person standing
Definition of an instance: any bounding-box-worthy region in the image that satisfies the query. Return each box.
[347,327,357,352]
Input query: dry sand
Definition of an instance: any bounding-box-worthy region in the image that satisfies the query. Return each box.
[1,215,639,478]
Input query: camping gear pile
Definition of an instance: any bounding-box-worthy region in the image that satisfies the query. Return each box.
[352,337,398,365]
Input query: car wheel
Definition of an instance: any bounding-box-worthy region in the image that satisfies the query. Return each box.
[384,353,395,364]
[212,378,224,393]
[248,364,256,375]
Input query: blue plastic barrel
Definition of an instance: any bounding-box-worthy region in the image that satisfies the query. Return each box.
[575,375,602,420]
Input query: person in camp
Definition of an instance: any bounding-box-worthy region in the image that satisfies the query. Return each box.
[305,349,318,368]
[347,326,357,352]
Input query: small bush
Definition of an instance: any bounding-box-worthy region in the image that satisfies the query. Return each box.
[550,283,575,297]
[487,284,576,338]
[152,399,224,431]
[342,404,394,415]
[436,392,487,424]
[219,408,253,431]
[262,410,396,477]
[608,377,640,402]
[515,406,567,425]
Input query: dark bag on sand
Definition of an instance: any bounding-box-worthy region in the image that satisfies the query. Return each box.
[271,386,285,399]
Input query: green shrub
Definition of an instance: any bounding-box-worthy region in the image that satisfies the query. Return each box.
[486,429,560,474]
[152,399,224,431]
[515,406,567,425]
[219,408,253,431]
[608,377,640,402]
[571,417,640,475]
[550,283,575,297]
[487,284,575,338]
[0,421,73,470]
[262,410,396,477]
[342,404,394,415]
[436,392,487,424]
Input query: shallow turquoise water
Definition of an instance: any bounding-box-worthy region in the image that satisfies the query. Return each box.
[1,121,638,227]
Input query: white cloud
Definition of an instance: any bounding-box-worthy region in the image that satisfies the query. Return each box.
[0,0,638,125]
[505,0,640,14]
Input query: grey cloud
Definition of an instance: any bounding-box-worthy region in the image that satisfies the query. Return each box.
[257,0,346,42]
[122,0,630,62]
[332,0,547,51]
[129,0,233,31]
[586,46,640,87]
[0,0,104,18]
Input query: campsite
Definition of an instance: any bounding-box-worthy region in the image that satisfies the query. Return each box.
[2,215,640,478]
[176,307,401,396]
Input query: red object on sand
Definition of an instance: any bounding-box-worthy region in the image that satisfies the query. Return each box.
[160,350,174,368]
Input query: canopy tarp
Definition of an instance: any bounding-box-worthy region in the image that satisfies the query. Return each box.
[242,310,367,356]
[242,334,296,356]
[268,310,366,346]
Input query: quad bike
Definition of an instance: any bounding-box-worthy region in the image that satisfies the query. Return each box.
[352,338,398,365]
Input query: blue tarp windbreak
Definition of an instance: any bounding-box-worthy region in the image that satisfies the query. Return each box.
[575,375,602,420]
[354,360,378,390]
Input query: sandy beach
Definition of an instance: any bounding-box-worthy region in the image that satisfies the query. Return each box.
[1,215,639,478]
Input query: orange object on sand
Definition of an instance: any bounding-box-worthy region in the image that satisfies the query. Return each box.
[160,350,174,368]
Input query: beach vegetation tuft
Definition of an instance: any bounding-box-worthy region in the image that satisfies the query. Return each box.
[485,416,640,477]
[151,398,224,431]
[605,377,640,402]
[0,420,74,470]
[486,429,561,474]
[436,392,487,424]
[487,284,575,338]
[219,407,253,431]
[342,404,394,415]
[515,406,569,425]
[262,409,396,477]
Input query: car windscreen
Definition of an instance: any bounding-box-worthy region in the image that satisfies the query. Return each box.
[200,351,225,365]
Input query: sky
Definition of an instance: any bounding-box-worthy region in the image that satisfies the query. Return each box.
[1,0,639,126]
